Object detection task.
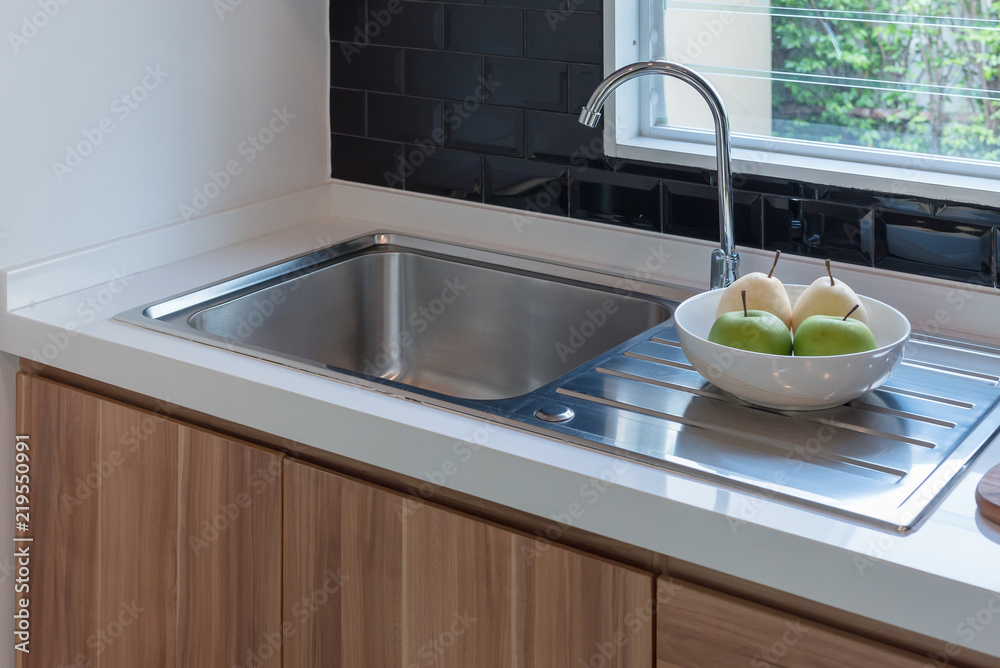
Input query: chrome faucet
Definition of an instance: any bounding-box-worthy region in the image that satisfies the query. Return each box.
[579,60,740,289]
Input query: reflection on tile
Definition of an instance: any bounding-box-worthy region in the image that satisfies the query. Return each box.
[765,200,872,265]
[485,57,568,112]
[444,6,524,57]
[876,213,994,285]
[445,104,524,157]
[485,156,568,216]
[570,169,662,232]
[485,0,560,9]
[663,180,761,247]
[368,94,442,144]
[526,10,601,64]
[405,50,484,100]
[569,64,602,114]
[331,134,402,188]
[526,111,602,163]
[405,148,483,201]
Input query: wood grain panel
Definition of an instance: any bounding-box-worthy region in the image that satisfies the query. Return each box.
[515,535,654,668]
[339,471,404,667]
[283,460,345,667]
[657,577,929,668]
[177,428,282,668]
[98,400,179,668]
[16,374,101,668]
[404,501,513,668]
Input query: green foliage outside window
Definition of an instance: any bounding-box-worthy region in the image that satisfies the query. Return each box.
[771,1,1000,162]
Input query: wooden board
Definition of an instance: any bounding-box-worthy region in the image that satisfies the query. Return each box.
[976,464,1000,526]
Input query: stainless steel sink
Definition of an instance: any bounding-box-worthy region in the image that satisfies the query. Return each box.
[117,232,1000,532]
[121,233,674,401]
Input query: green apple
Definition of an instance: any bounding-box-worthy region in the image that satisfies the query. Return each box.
[708,290,792,355]
[793,305,877,356]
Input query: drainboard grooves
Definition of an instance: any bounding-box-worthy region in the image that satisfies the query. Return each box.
[844,399,957,429]
[596,365,726,400]
[557,374,917,479]
[621,351,694,371]
[900,360,1000,385]
[650,335,682,347]
[878,386,976,410]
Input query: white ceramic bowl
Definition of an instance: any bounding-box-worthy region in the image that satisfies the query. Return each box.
[674,285,911,411]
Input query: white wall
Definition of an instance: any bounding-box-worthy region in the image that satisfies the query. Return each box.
[0,0,331,269]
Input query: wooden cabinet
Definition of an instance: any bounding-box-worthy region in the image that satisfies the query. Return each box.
[656,578,929,668]
[282,459,655,667]
[17,374,283,668]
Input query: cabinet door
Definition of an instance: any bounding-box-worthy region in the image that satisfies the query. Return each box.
[17,374,282,668]
[283,459,654,668]
[656,577,928,668]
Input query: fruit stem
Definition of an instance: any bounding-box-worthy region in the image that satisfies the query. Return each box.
[843,304,860,321]
[768,250,781,279]
[826,259,834,286]
[741,290,748,318]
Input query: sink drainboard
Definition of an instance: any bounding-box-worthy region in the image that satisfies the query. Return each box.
[116,233,1000,533]
[513,326,1000,532]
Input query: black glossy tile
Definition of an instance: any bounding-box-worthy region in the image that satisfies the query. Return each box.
[404,148,483,201]
[485,0,560,9]
[330,0,365,42]
[444,103,524,157]
[485,156,567,216]
[485,57,567,112]
[444,6,524,56]
[562,0,600,12]
[569,64,602,114]
[368,94,442,144]
[876,214,994,285]
[368,2,443,49]
[330,88,365,136]
[570,169,662,232]
[764,200,872,266]
[935,204,1000,227]
[663,180,762,248]
[526,111,602,164]
[405,50,484,100]
[331,134,403,188]
[526,10,601,64]
[331,44,404,93]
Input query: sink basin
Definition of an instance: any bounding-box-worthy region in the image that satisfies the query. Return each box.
[121,233,672,400]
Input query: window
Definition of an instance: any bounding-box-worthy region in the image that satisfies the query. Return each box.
[607,0,1000,206]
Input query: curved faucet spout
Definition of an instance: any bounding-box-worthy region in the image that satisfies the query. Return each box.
[578,60,740,289]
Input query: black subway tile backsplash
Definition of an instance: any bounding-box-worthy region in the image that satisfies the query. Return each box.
[331,134,401,188]
[484,57,568,112]
[331,44,403,93]
[444,103,524,157]
[525,111,602,164]
[330,88,365,137]
[571,168,662,232]
[525,11,601,64]
[484,156,568,216]
[444,6,524,57]
[405,148,483,202]
[369,2,444,50]
[404,50,484,100]
[368,93,442,144]
[329,0,1000,289]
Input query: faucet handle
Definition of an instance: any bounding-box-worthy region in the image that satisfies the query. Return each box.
[710,248,740,290]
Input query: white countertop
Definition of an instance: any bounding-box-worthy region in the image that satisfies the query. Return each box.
[3,181,999,658]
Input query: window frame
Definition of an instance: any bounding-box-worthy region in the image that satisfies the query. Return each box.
[603,0,1000,208]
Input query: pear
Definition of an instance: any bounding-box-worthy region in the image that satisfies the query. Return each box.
[791,259,869,333]
[715,251,792,329]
